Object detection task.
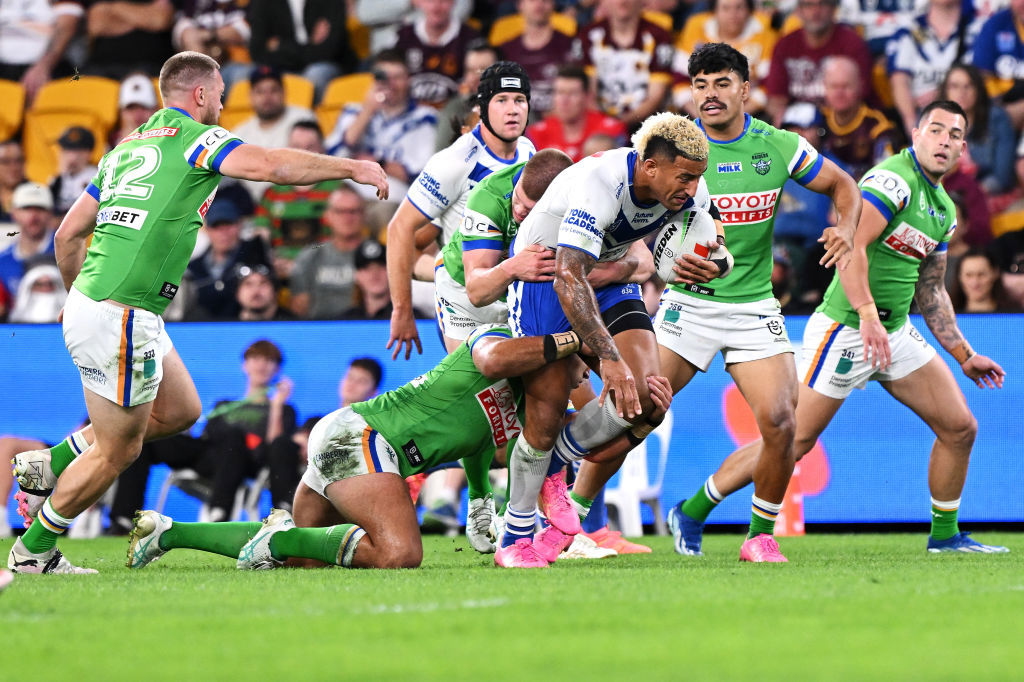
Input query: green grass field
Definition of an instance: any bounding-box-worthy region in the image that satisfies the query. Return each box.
[2,532,1022,681]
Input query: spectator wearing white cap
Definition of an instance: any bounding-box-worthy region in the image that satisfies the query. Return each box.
[0,182,56,297]
[49,126,98,216]
[109,73,160,147]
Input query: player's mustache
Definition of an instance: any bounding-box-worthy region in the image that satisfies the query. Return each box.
[702,100,725,110]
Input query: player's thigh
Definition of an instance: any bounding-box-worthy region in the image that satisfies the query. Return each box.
[792,382,845,456]
[82,387,153,464]
[150,346,202,435]
[880,356,975,437]
[324,473,420,548]
[653,289,729,373]
[727,352,799,430]
[434,265,508,348]
[611,328,659,405]
[657,343,699,394]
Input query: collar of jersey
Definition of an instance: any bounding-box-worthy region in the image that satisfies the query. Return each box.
[472,124,520,165]
[908,148,939,189]
[168,107,194,120]
[696,113,751,145]
[626,149,659,209]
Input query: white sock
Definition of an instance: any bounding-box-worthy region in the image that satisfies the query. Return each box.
[503,437,552,540]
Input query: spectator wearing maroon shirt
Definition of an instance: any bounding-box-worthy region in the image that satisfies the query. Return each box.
[495,0,576,119]
[572,0,675,131]
[763,0,873,126]
[526,64,627,161]
[392,0,481,107]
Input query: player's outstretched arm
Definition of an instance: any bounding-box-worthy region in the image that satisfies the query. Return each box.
[915,249,1006,389]
[54,191,100,291]
[471,332,581,379]
[218,145,389,199]
[836,201,891,369]
[554,248,640,419]
[803,156,861,269]
[385,201,439,359]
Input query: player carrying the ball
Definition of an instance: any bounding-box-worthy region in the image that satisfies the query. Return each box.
[126,326,675,571]
[566,43,861,563]
[494,112,725,567]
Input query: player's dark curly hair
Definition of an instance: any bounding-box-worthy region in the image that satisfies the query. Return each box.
[688,42,750,83]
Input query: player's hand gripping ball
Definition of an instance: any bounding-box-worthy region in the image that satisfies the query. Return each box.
[653,206,718,284]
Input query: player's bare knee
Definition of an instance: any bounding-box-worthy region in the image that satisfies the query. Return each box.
[939,410,977,451]
[372,538,422,569]
[757,405,796,446]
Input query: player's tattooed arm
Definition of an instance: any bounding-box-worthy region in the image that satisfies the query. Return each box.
[554,248,619,361]
[916,249,1007,387]
[915,250,967,352]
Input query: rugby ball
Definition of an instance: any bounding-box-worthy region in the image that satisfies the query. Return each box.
[653,207,717,283]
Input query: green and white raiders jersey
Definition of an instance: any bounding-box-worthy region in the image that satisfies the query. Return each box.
[669,114,823,303]
[76,107,243,314]
[351,325,524,476]
[439,161,525,288]
[819,147,956,332]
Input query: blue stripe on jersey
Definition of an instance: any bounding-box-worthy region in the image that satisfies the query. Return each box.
[556,242,599,259]
[168,107,194,120]
[862,191,894,222]
[795,154,824,187]
[935,241,948,253]
[406,195,438,221]
[909,148,939,188]
[807,323,843,389]
[468,162,492,184]
[86,183,100,201]
[512,166,524,188]
[211,139,243,174]
[468,328,513,352]
[472,124,522,165]
[187,145,203,167]
[463,239,503,250]
[122,310,134,407]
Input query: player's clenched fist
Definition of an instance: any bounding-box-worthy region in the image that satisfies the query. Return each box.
[351,160,390,200]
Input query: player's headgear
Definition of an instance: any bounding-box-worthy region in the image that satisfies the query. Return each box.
[476,61,531,142]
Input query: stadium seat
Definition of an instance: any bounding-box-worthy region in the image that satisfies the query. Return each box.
[220,73,315,131]
[155,467,269,522]
[23,76,119,182]
[23,110,107,183]
[489,12,577,44]
[604,410,673,537]
[347,14,371,60]
[316,72,373,136]
[0,79,26,141]
[32,76,120,131]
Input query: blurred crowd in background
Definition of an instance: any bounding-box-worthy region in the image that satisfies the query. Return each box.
[2,0,1024,326]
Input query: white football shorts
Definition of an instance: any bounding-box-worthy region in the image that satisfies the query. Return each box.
[63,286,173,407]
[434,258,509,341]
[301,407,402,497]
[799,312,936,399]
[654,289,792,371]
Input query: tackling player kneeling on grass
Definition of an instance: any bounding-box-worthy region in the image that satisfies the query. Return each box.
[8,51,388,575]
[127,327,676,570]
[667,100,1008,555]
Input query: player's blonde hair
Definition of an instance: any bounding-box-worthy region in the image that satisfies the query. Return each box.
[631,112,708,162]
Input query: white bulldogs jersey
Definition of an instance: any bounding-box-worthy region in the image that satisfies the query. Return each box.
[512,147,710,263]
[405,124,535,245]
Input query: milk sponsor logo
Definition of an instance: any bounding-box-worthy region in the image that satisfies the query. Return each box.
[883,222,939,260]
[476,379,521,447]
[713,189,780,225]
[718,162,742,173]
